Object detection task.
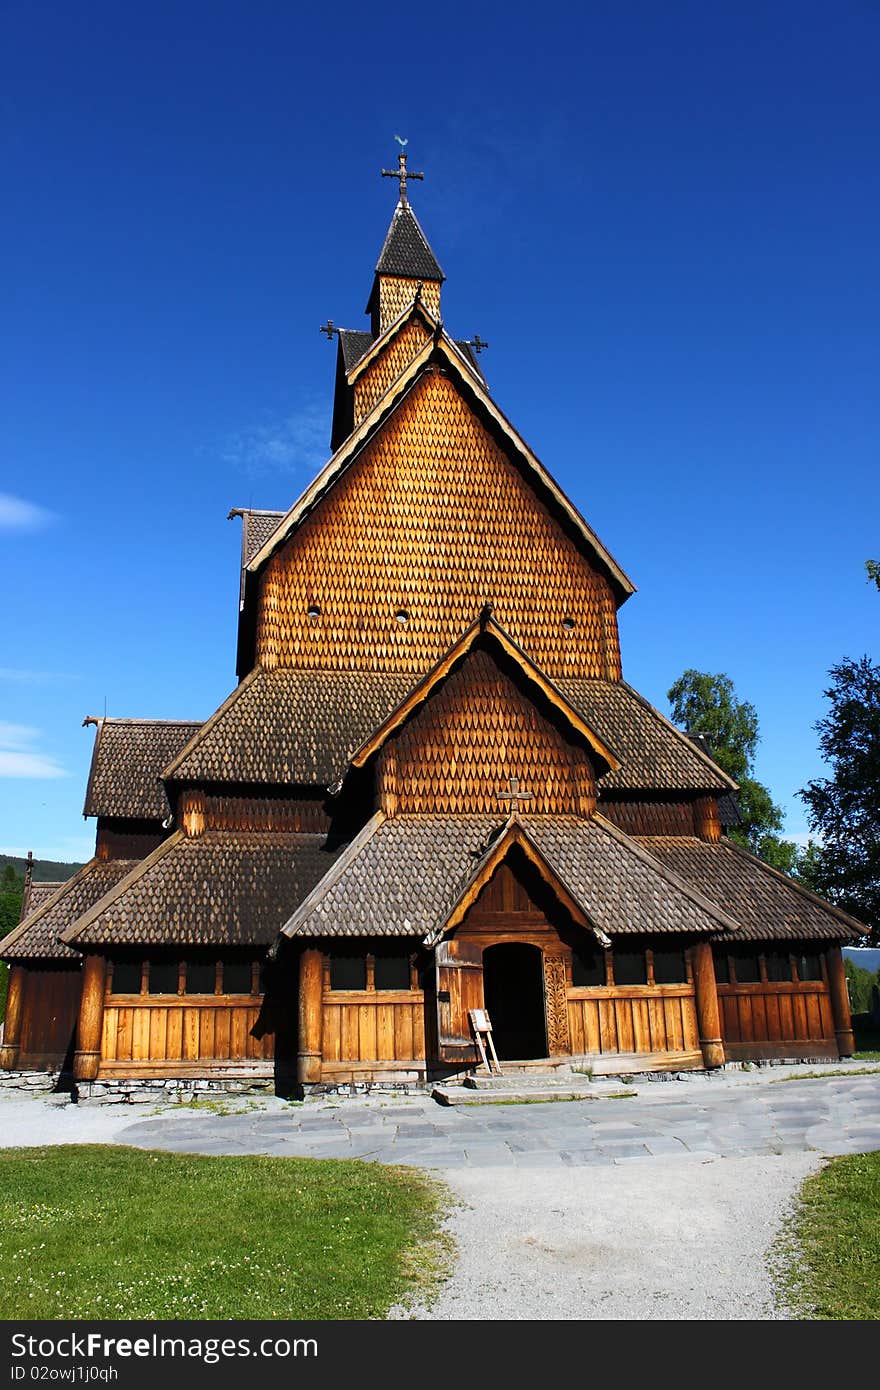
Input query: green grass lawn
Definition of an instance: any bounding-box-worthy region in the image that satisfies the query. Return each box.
[0,1145,450,1320]
[777,1151,880,1319]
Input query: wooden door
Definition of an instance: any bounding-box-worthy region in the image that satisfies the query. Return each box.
[435,938,484,1063]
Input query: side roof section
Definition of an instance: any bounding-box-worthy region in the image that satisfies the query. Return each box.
[83,717,202,820]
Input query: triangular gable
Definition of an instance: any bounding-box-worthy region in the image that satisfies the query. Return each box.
[346,294,441,386]
[428,817,612,950]
[245,334,635,605]
[350,609,620,777]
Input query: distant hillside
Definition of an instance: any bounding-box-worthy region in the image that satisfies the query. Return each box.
[0,855,85,883]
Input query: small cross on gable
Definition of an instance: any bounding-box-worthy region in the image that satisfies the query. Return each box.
[498,776,533,817]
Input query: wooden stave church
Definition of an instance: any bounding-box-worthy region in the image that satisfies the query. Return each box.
[0,155,863,1092]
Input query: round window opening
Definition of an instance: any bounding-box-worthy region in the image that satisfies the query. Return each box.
[307,604,321,622]
[395,609,410,626]
[562,616,576,632]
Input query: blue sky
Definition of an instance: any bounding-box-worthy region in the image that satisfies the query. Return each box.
[1,1,878,861]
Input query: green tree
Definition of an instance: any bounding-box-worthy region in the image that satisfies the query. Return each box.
[866,560,880,592]
[798,656,880,943]
[843,957,878,1014]
[667,669,800,866]
[0,864,23,938]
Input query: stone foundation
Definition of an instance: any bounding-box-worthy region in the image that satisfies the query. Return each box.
[0,1068,68,1093]
[75,1076,276,1105]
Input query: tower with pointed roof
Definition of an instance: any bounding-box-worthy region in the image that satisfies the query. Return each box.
[0,150,860,1092]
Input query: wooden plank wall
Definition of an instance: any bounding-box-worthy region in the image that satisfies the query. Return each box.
[718,981,836,1058]
[321,991,426,1067]
[100,997,272,1067]
[567,985,699,1056]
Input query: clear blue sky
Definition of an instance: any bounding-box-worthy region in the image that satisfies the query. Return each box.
[1,1,877,862]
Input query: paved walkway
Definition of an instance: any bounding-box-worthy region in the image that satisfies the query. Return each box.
[110,1067,880,1167]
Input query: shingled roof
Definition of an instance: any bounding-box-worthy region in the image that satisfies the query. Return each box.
[83,718,202,820]
[20,880,65,919]
[232,509,286,567]
[63,831,344,948]
[338,329,374,373]
[635,837,864,942]
[0,859,139,961]
[161,659,736,796]
[560,680,737,793]
[375,202,444,282]
[163,668,415,787]
[281,813,737,941]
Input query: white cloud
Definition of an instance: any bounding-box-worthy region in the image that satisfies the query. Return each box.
[0,723,66,779]
[220,403,328,477]
[0,493,55,531]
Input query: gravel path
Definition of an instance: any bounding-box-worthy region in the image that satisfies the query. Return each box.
[391,1152,820,1320]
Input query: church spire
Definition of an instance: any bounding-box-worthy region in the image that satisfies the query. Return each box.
[368,140,444,335]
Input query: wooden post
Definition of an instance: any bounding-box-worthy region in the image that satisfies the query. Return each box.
[692,941,725,1068]
[0,965,26,1069]
[73,954,107,1081]
[693,796,722,842]
[826,946,855,1057]
[297,947,323,1084]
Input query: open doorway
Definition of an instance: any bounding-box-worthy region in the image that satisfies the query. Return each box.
[482,942,547,1059]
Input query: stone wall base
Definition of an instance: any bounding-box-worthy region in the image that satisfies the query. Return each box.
[0,1068,68,1093]
[75,1076,276,1105]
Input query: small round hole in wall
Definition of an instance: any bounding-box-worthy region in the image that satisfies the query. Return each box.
[307,604,321,623]
[562,616,576,632]
[395,609,410,626]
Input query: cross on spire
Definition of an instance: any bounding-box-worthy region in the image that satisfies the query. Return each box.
[498,776,533,817]
[382,144,424,205]
[319,319,338,341]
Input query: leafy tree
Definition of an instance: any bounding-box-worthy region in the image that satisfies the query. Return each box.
[798,656,880,943]
[668,669,799,866]
[866,560,880,592]
[844,957,879,1014]
[0,864,23,938]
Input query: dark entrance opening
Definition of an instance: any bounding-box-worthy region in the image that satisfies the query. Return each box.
[482,943,547,1060]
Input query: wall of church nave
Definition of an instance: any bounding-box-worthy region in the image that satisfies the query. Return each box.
[94,953,276,1076]
[318,947,427,1079]
[713,944,840,1060]
[6,965,82,1071]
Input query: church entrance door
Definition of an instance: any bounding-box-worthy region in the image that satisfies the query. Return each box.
[482,943,547,1060]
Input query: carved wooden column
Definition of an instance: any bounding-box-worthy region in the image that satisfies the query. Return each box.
[691,941,724,1068]
[0,965,26,1069]
[693,796,722,842]
[73,954,107,1081]
[826,947,855,1057]
[543,953,572,1056]
[297,947,324,1084]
